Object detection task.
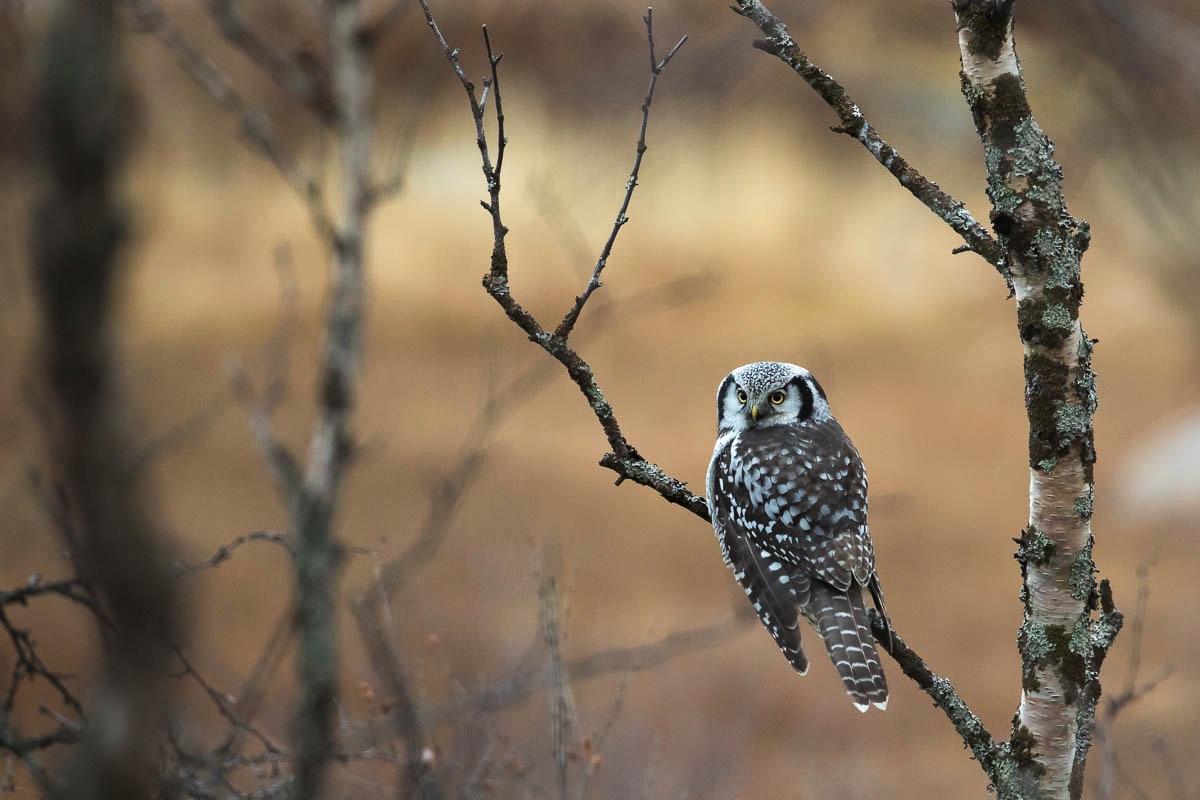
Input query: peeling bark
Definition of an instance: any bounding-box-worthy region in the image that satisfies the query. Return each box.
[954,3,1110,798]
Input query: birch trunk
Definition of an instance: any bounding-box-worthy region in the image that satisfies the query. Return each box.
[954,4,1099,797]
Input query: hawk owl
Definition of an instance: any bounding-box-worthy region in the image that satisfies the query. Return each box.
[706,361,890,711]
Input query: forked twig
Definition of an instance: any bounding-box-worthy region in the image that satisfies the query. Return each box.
[128,0,337,242]
[730,0,1006,279]
[204,0,337,121]
[419,2,705,517]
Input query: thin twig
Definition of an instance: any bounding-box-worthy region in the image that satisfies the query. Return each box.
[226,356,303,498]
[362,348,560,603]
[539,574,575,800]
[576,673,629,800]
[174,530,293,575]
[204,0,336,121]
[482,26,506,182]
[1151,738,1190,800]
[1093,565,1168,800]
[263,243,301,411]
[1110,752,1155,800]
[0,603,86,718]
[353,599,443,800]
[554,10,687,340]
[169,645,282,756]
[0,576,97,613]
[420,611,754,724]
[218,603,295,758]
[130,390,232,478]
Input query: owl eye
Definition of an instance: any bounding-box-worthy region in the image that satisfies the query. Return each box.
[736,389,748,404]
[769,390,786,405]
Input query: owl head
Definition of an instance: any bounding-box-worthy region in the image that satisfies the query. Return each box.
[716,361,831,435]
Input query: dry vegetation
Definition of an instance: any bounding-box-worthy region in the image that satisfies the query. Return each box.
[1,1,1198,797]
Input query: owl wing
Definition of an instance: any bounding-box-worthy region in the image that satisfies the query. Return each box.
[729,420,890,709]
[728,419,876,590]
[709,443,810,675]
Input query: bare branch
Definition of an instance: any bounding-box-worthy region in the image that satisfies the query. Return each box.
[730,0,1006,280]
[217,604,295,760]
[352,600,443,800]
[127,0,336,242]
[370,95,427,203]
[290,2,375,794]
[1093,567,1164,800]
[204,0,336,121]
[424,14,1017,796]
[421,611,754,724]
[169,646,282,757]
[1151,738,1190,800]
[130,391,232,479]
[263,243,301,410]
[420,3,702,515]
[0,600,87,719]
[0,576,97,614]
[574,670,630,800]
[539,574,574,800]
[553,10,687,341]
[481,26,506,182]
[867,613,1007,783]
[226,356,303,498]
[174,530,293,575]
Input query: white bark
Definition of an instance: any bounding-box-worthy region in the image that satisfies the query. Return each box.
[958,12,1096,800]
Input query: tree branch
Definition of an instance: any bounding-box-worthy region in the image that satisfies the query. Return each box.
[730,0,1007,280]
[204,0,336,121]
[127,0,336,242]
[426,5,1004,777]
[352,600,443,800]
[174,530,293,575]
[426,5,1118,798]
[419,2,699,511]
[868,613,1017,792]
[419,611,755,725]
[539,574,576,800]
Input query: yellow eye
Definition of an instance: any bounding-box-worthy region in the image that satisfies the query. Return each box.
[736,389,748,404]
[769,390,786,405]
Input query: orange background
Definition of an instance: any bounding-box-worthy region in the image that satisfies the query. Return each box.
[1,1,1197,797]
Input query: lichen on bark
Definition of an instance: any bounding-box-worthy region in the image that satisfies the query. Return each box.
[955,2,1117,798]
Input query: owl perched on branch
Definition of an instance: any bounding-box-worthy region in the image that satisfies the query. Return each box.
[706,361,890,711]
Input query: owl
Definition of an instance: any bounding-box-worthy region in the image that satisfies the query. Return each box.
[706,361,889,711]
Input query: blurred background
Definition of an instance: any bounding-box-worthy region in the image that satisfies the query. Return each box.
[2,0,1198,797]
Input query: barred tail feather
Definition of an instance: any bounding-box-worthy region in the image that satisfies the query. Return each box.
[809,583,889,712]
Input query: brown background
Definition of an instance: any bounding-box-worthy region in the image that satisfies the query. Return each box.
[2,1,1198,797]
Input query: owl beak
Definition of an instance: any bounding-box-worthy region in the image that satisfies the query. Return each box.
[750,404,759,422]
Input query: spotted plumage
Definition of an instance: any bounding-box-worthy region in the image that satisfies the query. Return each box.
[706,361,890,711]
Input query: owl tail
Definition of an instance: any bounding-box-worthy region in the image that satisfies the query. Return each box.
[810,583,889,712]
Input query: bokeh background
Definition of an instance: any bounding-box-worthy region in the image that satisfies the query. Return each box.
[2,1,1199,797]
